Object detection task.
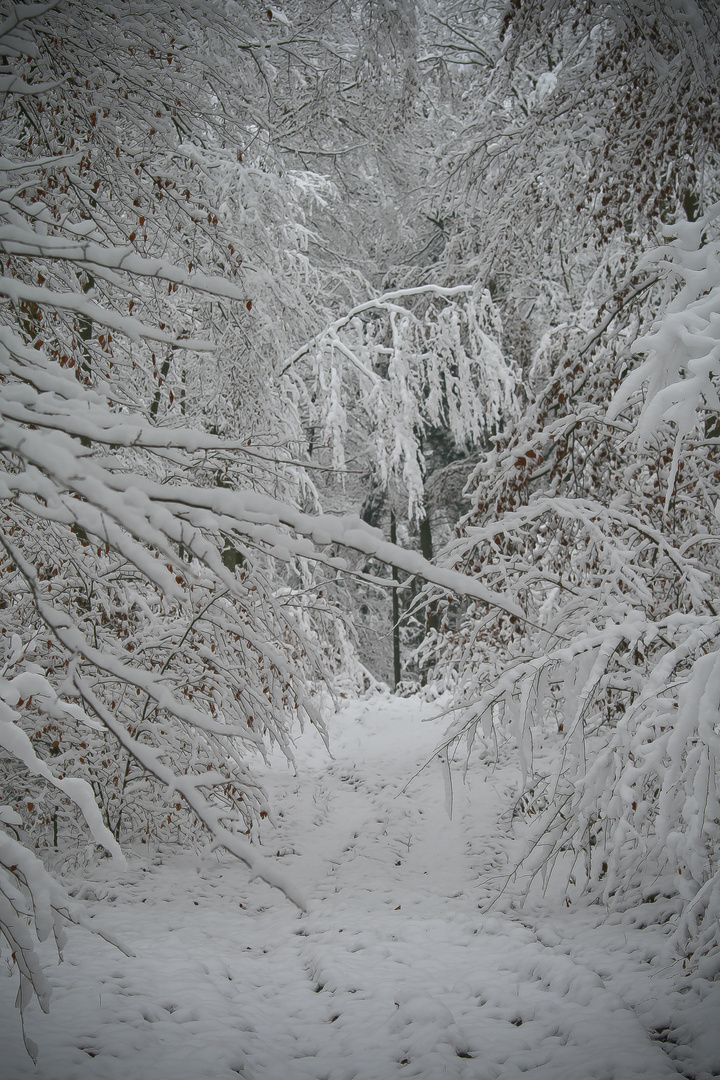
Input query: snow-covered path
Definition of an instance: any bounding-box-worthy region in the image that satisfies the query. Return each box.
[1,694,718,1079]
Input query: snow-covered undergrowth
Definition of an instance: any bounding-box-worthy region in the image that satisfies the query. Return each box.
[1,693,718,1080]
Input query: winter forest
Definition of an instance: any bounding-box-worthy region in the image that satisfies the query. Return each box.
[1,0,719,1076]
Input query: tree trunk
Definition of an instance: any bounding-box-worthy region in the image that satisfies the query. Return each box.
[419,512,438,635]
[390,510,401,690]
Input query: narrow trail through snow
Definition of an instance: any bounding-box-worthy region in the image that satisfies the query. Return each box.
[1,694,717,1079]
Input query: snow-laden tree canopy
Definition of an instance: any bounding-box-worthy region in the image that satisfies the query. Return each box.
[0,0,526,1040]
[2,0,720,1049]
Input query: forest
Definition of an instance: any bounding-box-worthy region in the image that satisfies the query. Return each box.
[1,1,719,1076]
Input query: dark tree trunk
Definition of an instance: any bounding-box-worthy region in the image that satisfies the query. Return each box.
[419,511,438,635]
[419,512,433,561]
[390,510,401,690]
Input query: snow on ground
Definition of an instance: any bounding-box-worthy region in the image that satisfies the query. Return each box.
[1,692,719,1079]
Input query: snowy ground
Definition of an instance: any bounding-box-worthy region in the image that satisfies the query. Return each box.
[1,693,719,1079]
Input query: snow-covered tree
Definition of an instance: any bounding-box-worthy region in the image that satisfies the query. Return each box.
[2,4,541,1040]
[425,2,720,970]
[0,0,332,1038]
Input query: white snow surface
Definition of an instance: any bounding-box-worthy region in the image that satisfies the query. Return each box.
[1,693,718,1079]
